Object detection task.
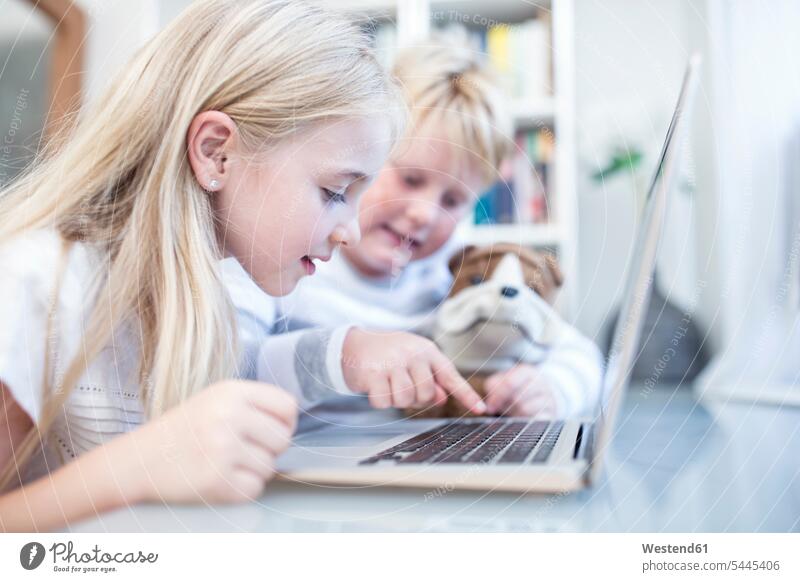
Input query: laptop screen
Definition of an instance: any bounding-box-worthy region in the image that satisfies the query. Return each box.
[591,57,702,478]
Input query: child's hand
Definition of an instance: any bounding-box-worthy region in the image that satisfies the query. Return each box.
[483,364,560,417]
[123,380,297,504]
[342,329,487,415]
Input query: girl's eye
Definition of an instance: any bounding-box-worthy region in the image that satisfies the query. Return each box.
[322,188,347,204]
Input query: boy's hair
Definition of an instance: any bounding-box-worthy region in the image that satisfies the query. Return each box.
[392,36,513,186]
[0,0,406,490]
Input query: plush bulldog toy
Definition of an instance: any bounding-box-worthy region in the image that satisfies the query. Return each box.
[418,243,565,418]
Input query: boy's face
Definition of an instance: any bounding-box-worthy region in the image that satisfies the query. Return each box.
[343,125,487,278]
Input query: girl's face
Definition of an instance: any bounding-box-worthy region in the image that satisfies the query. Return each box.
[191,115,392,296]
[343,125,486,278]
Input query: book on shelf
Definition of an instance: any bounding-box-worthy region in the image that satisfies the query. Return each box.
[474,127,555,226]
[368,15,552,102]
[433,16,551,100]
[486,17,551,100]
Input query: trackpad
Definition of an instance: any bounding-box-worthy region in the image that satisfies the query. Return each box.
[293,427,410,447]
[293,422,442,447]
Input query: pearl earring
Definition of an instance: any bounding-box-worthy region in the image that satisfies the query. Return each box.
[209,179,219,190]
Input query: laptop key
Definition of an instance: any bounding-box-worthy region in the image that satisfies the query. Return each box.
[461,421,528,464]
[434,421,506,463]
[382,424,456,453]
[360,419,561,466]
[398,423,486,463]
[531,421,565,463]
[359,424,456,464]
[496,420,549,463]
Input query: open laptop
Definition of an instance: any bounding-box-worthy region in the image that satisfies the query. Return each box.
[276,56,701,493]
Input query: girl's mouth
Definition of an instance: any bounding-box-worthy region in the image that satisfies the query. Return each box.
[301,256,316,275]
[300,253,332,275]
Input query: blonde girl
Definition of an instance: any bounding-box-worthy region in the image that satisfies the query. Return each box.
[0,0,406,532]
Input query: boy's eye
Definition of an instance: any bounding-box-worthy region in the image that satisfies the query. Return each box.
[442,192,465,209]
[322,188,347,204]
[402,173,424,189]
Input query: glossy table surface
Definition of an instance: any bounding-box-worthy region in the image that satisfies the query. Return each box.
[69,385,800,532]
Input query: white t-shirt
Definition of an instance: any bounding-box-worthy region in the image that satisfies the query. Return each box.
[0,230,144,484]
[0,230,351,484]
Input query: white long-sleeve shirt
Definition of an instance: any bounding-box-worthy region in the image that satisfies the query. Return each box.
[221,258,353,410]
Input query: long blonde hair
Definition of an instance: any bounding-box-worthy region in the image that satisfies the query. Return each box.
[0,0,405,489]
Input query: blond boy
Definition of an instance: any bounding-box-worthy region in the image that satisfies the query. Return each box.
[258,40,603,419]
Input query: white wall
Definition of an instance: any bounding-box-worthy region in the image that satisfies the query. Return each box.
[73,0,160,103]
[695,0,800,400]
[572,0,709,345]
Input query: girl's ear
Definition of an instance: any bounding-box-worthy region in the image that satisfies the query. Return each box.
[187,111,237,191]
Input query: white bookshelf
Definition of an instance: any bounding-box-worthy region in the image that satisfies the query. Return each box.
[511,97,556,127]
[458,223,562,247]
[330,0,578,316]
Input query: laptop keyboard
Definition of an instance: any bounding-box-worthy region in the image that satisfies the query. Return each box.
[360,419,565,466]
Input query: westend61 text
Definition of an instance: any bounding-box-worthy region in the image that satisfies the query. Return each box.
[642,543,708,554]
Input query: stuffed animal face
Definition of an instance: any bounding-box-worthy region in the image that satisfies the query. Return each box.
[447,244,563,301]
[434,244,564,375]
